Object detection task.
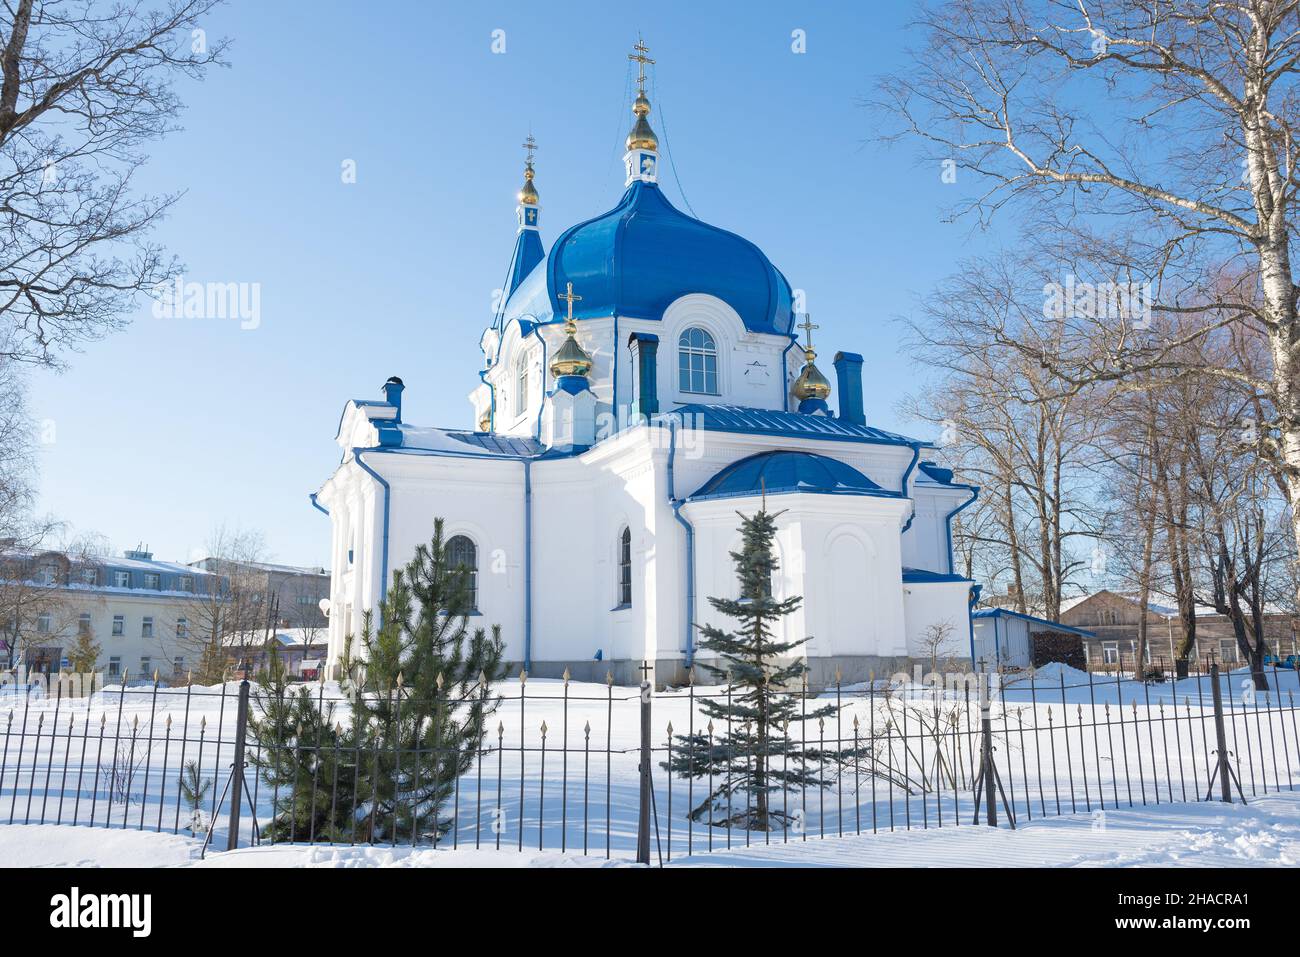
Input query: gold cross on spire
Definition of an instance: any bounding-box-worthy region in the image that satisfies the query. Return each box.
[522,133,537,166]
[629,35,654,92]
[798,313,819,357]
[559,281,582,333]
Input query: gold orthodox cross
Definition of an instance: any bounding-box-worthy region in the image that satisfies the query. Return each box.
[522,133,537,165]
[559,281,582,333]
[629,36,654,90]
[798,313,819,355]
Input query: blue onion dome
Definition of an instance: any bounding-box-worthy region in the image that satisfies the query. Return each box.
[532,181,794,336]
[691,451,899,501]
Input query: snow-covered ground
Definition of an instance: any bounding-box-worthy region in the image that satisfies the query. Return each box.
[2,791,1297,867]
[2,666,1297,863]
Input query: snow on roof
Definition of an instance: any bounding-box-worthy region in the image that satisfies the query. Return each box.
[1063,590,1290,619]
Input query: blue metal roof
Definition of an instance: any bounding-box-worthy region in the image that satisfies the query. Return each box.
[689,450,900,502]
[504,229,545,301]
[500,181,794,335]
[902,567,974,584]
[393,425,544,458]
[663,404,924,446]
[971,607,1096,638]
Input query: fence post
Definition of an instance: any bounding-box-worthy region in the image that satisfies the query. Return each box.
[981,713,997,827]
[227,678,251,850]
[1208,662,1232,803]
[636,664,652,865]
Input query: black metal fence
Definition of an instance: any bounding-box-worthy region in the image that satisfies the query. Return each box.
[1,661,1297,864]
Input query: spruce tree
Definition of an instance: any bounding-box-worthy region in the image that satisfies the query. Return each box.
[664,506,844,830]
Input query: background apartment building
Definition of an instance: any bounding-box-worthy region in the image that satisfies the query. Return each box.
[1,546,225,682]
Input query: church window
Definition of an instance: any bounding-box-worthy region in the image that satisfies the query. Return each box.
[617,527,632,606]
[447,535,479,611]
[514,355,530,417]
[678,327,719,395]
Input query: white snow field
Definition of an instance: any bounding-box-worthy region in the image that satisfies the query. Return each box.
[1,665,1297,866]
[1,792,1297,867]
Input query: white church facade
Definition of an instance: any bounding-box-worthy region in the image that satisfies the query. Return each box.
[313,45,980,687]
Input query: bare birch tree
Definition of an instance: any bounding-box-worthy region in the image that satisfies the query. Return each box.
[878,0,1300,600]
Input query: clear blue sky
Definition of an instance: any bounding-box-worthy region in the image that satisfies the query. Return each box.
[32,0,995,568]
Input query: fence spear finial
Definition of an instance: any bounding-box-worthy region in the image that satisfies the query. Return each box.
[606,670,614,686]
[435,672,444,691]
[562,666,571,685]
[667,721,673,735]
[519,669,527,684]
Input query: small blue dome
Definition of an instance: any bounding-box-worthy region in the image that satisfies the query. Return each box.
[690,451,899,501]
[502,181,794,335]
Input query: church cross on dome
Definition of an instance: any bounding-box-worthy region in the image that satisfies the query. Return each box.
[522,133,538,163]
[629,36,654,92]
[798,313,820,358]
[559,281,582,333]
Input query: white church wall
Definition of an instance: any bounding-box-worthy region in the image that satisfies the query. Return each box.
[903,581,974,664]
[682,492,911,671]
[901,485,968,574]
[623,294,794,415]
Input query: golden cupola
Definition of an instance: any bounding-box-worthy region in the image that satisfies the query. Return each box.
[518,161,539,206]
[792,314,833,414]
[550,282,594,384]
[626,91,659,151]
[623,37,660,187]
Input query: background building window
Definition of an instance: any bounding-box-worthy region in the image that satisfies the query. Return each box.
[143,572,161,589]
[140,656,151,676]
[678,327,719,395]
[618,527,632,606]
[446,535,478,611]
[80,568,97,585]
[108,657,121,676]
[78,614,91,636]
[36,612,51,634]
[176,617,188,639]
[178,575,194,592]
[113,571,130,588]
[112,615,124,637]
[141,616,154,638]
[173,657,185,678]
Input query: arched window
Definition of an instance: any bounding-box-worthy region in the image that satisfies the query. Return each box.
[514,354,530,417]
[446,535,479,611]
[678,327,719,395]
[617,527,632,606]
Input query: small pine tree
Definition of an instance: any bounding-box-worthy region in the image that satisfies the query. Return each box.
[664,506,844,830]
[250,642,354,841]
[252,519,505,843]
[339,519,505,842]
[178,760,212,834]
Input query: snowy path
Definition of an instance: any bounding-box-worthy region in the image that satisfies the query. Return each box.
[2,792,1297,867]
